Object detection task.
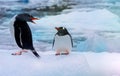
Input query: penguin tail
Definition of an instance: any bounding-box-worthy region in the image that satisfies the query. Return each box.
[31,50,40,58]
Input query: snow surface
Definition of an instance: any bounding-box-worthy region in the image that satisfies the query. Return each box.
[1,50,120,76]
[0,50,90,76]
[84,52,120,76]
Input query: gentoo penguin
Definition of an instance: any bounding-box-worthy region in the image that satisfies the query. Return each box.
[53,27,73,55]
[10,13,40,58]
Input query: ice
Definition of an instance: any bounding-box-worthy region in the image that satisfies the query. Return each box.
[35,9,120,31]
[29,9,120,52]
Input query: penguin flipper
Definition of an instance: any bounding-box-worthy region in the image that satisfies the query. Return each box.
[32,50,40,58]
[68,33,73,47]
[14,27,23,48]
[52,38,55,48]
[52,34,57,48]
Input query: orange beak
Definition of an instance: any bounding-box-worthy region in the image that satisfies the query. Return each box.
[55,27,60,30]
[31,17,39,20]
[31,17,39,24]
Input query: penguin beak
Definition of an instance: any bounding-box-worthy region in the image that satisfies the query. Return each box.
[31,17,39,24]
[55,27,60,30]
[31,17,39,20]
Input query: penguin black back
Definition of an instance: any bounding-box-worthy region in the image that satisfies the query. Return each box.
[14,19,34,50]
[13,13,40,58]
[55,27,69,36]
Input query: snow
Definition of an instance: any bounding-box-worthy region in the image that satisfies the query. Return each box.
[1,50,120,76]
[0,50,90,76]
[85,52,120,76]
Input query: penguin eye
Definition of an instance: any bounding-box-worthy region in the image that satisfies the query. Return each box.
[62,27,65,30]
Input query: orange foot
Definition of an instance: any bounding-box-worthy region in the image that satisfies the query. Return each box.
[21,50,28,53]
[11,50,28,55]
[55,53,60,56]
[11,51,22,55]
[61,52,69,55]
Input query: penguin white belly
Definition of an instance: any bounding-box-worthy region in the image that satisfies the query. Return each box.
[54,35,72,52]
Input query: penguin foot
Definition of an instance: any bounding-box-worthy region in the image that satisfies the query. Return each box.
[61,50,69,55]
[11,51,22,55]
[21,50,28,53]
[55,53,60,56]
[61,52,69,55]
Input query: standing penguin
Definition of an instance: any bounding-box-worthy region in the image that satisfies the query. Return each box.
[10,13,40,58]
[53,27,73,55]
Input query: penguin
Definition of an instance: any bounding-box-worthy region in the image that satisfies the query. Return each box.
[10,13,40,58]
[53,27,73,55]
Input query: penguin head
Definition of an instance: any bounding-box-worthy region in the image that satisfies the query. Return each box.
[16,13,39,23]
[55,27,69,36]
